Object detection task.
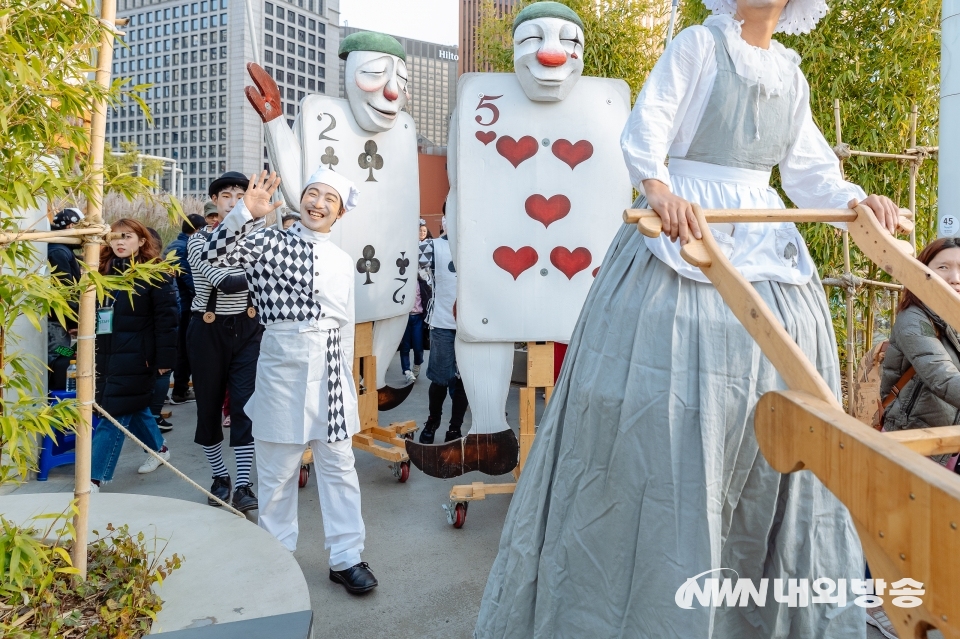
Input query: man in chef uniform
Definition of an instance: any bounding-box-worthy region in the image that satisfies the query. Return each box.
[202,168,378,595]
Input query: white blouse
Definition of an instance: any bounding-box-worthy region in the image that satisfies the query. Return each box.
[620,15,865,214]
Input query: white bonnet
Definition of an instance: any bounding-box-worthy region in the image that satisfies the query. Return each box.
[302,167,360,212]
[701,0,828,36]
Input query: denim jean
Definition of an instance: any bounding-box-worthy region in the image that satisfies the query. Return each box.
[399,313,425,372]
[91,406,165,482]
[151,370,172,417]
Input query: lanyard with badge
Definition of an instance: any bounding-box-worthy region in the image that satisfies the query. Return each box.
[96,298,115,335]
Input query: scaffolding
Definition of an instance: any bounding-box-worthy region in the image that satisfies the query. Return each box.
[827,99,938,413]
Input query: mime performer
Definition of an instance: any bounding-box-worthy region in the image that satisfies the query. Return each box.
[476,0,903,637]
[202,169,378,595]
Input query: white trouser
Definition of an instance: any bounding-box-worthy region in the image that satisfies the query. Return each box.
[255,438,365,570]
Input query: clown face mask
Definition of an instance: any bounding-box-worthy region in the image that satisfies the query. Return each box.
[344,50,410,133]
[513,17,585,102]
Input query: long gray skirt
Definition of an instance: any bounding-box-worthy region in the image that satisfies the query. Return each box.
[475,223,865,639]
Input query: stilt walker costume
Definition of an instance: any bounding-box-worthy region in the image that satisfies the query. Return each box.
[475,1,901,637]
[203,168,378,594]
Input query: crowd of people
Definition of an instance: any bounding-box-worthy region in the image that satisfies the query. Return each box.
[39,0,960,630]
[45,167,469,595]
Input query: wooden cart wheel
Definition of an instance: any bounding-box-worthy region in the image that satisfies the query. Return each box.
[453,502,467,529]
[397,460,410,483]
[298,464,310,488]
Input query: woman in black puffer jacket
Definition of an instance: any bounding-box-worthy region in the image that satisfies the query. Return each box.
[881,237,960,469]
[91,218,178,487]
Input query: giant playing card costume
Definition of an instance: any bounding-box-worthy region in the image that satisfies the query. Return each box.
[474,1,872,637]
[405,1,633,478]
[245,32,419,411]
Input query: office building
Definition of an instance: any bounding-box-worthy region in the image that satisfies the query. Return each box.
[108,0,340,196]
[339,26,457,147]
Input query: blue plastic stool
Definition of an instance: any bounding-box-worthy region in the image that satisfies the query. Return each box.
[37,391,98,481]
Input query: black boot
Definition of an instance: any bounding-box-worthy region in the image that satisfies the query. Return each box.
[208,475,231,506]
[420,382,448,444]
[419,419,440,444]
[231,484,258,512]
[445,376,468,442]
[329,561,378,594]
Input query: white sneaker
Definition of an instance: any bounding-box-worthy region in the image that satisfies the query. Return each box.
[412,364,421,378]
[404,370,416,383]
[138,448,170,474]
[866,606,899,639]
[89,483,100,493]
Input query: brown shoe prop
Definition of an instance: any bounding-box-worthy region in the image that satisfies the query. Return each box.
[377,383,415,411]
[404,430,519,479]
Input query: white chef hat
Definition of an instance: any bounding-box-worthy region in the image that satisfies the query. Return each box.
[702,0,828,35]
[302,167,360,212]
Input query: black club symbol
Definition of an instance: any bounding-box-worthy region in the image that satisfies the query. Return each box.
[358,140,384,182]
[783,242,798,267]
[356,245,380,285]
[396,252,410,276]
[321,146,339,170]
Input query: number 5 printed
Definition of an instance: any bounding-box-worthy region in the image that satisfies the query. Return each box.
[475,94,503,127]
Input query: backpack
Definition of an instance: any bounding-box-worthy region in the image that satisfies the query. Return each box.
[852,326,937,431]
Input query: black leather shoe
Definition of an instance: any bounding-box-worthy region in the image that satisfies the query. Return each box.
[444,428,462,443]
[329,561,378,594]
[418,421,439,444]
[208,475,231,507]
[232,484,258,512]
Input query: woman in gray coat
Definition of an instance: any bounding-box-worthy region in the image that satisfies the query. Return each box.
[881,237,960,467]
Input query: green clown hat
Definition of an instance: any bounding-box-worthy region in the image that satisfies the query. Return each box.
[338,31,406,62]
[513,1,585,34]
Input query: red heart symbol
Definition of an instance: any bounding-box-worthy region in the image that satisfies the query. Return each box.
[496,135,539,168]
[476,130,496,145]
[592,266,600,278]
[552,139,593,170]
[493,246,538,280]
[550,247,592,279]
[524,194,571,228]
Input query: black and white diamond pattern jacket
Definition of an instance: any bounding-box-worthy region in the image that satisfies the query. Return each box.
[202,213,323,325]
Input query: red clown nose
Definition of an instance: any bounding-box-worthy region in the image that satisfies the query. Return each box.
[536,49,567,67]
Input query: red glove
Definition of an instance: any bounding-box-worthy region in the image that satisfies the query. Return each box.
[245,62,282,123]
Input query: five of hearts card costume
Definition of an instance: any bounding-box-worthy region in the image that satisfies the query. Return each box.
[453,75,631,342]
[476,11,868,639]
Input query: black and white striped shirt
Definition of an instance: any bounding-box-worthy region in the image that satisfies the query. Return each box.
[187,228,250,315]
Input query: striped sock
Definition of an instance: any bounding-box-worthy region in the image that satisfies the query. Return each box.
[234,444,255,487]
[203,443,228,478]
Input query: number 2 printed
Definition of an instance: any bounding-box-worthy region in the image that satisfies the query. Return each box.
[475,94,503,127]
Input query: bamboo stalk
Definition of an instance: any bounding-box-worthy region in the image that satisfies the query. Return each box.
[0,226,111,244]
[865,264,876,352]
[834,99,843,179]
[73,0,117,580]
[845,149,920,162]
[908,105,918,250]
[842,229,854,415]
[821,277,903,292]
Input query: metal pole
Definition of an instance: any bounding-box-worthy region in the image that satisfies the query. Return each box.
[665,0,679,46]
[74,0,118,579]
[243,0,260,65]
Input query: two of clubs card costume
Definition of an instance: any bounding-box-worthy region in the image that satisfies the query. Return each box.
[474,0,894,637]
[245,31,420,412]
[405,1,633,479]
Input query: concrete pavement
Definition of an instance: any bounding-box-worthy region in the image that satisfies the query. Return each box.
[10,350,921,639]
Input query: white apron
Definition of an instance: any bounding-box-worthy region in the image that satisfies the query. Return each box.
[245,318,360,445]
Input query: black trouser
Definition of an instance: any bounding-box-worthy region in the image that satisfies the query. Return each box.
[426,377,468,432]
[172,304,193,396]
[187,311,262,447]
